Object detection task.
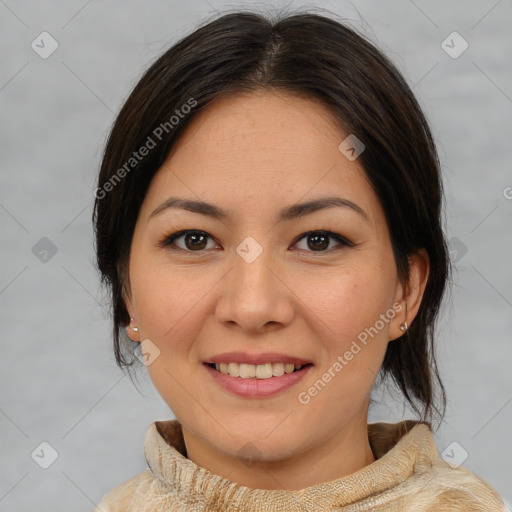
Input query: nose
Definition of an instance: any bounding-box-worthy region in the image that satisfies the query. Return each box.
[214,239,294,333]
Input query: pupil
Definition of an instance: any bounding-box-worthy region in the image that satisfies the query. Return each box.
[308,233,329,251]
[186,232,207,250]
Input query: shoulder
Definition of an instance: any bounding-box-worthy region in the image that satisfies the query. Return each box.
[408,457,507,511]
[90,469,158,512]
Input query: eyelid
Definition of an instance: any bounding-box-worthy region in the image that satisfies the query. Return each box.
[158,229,219,250]
[159,229,353,253]
[293,231,354,251]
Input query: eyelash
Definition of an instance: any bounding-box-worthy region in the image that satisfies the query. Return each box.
[158,229,353,255]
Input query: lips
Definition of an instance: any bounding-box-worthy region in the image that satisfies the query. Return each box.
[203,351,313,366]
[203,360,313,397]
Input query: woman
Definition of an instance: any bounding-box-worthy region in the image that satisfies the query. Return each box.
[91,9,506,511]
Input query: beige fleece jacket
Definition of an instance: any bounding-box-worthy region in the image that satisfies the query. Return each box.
[92,419,506,511]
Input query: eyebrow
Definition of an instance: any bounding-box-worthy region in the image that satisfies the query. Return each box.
[148,195,369,223]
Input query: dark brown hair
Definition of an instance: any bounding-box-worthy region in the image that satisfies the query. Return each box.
[93,8,450,425]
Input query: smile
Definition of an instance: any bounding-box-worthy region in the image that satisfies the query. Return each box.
[203,362,313,398]
[206,362,311,379]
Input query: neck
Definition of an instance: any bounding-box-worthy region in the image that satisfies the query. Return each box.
[181,414,375,490]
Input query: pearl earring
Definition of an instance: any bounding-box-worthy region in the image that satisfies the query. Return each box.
[130,318,139,332]
[399,301,409,333]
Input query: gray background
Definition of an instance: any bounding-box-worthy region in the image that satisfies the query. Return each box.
[1,0,511,510]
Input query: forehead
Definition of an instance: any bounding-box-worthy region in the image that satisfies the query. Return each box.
[141,91,382,225]
[169,90,346,171]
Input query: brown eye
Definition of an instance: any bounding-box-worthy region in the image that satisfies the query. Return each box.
[293,231,352,253]
[161,230,217,252]
[306,233,329,251]
[182,232,208,250]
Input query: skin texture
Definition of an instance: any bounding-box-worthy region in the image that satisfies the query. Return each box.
[124,90,429,490]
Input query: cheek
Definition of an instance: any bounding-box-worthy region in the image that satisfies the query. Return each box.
[297,265,395,344]
[293,271,394,414]
[130,254,222,366]
[295,261,397,391]
[130,263,209,411]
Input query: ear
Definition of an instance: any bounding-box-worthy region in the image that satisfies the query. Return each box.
[123,285,140,343]
[389,248,430,341]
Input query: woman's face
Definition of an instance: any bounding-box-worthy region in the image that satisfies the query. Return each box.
[125,90,424,482]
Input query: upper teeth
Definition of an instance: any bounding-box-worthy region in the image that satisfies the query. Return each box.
[214,362,303,379]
